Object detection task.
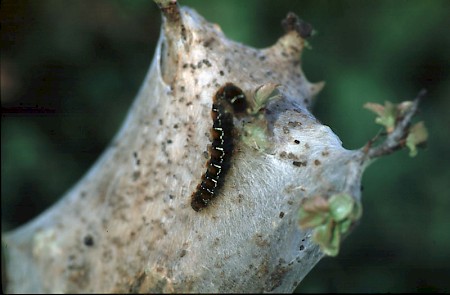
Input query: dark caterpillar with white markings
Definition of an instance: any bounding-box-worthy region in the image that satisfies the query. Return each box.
[191,83,247,211]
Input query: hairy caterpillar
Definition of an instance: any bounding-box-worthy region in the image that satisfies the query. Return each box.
[191,83,247,211]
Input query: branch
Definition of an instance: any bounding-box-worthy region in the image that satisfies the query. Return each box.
[364,89,427,159]
[2,1,423,293]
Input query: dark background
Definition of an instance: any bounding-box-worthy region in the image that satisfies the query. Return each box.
[2,0,449,292]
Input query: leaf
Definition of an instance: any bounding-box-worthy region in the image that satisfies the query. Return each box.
[406,121,428,157]
[298,195,330,229]
[313,221,341,257]
[338,218,352,234]
[364,101,397,133]
[327,224,342,257]
[300,194,362,256]
[298,209,329,229]
[363,102,385,117]
[329,193,354,222]
[249,83,280,114]
[350,199,363,220]
[301,195,329,213]
[313,222,333,248]
[397,100,414,116]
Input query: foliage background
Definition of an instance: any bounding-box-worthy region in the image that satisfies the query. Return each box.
[2,0,449,292]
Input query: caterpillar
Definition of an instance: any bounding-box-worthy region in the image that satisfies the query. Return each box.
[191,83,247,211]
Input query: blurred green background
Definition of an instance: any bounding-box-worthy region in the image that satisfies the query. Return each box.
[1,0,449,292]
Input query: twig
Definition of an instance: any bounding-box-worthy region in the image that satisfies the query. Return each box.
[154,0,180,23]
[365,89,427,159]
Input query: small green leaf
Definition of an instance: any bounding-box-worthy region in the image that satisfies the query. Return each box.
[298,209,329,229]
[313,222,333,247]
[322,244,339,257]
[351,199,363,220]
[298,195,330,229]
[249,83,280,115]
[299,194,363,256]
[313,221,341,257]
[329,193,354,222]
[301,195,329,213]
[406,121,428,157]
[338,218,352,234]
[364,101,397,133]
[327,224,341,256]
[397,100,414,116]
[363,102,385,117]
